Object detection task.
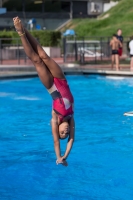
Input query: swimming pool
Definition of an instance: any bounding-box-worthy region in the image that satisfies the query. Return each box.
[0,75,133,200]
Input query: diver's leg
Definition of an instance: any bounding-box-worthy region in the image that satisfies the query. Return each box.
[13,17,53,89]
[16,17,65,79]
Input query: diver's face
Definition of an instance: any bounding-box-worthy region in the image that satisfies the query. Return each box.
[59,122,70,139]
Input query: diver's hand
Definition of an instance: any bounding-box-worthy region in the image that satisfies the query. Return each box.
[56,157,68,166]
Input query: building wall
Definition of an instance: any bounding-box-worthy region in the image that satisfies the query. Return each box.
[103,1,118,12]
[73,1,87,16]
[72,1,105,18]
[0,16,70,30]
[87,1,103,15]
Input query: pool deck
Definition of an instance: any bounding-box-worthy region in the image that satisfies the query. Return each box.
[0,58,133,79]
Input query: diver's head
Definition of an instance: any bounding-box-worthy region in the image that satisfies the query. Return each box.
[59,121,70,139]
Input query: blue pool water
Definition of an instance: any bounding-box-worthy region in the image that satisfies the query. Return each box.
[1,75,133,200]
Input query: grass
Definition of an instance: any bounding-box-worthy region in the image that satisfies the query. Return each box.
[61,0,133,37]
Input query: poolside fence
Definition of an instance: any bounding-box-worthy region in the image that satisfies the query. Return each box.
[63,36,131,64]
[0,38,28,65]
[0,36,131,65]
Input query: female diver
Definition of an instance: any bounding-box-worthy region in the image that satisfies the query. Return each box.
[13,17,75,166]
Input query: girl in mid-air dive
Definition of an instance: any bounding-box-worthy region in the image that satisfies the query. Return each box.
[13,17,75,166]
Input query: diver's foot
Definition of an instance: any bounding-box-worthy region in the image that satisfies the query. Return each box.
[13,16,25,36]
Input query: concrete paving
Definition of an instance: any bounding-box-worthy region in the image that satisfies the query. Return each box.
[0,61,133,80]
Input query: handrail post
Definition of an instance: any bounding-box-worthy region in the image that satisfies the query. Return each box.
[100,37,102,61]
[17,38,20,65]
[63,37,66,63]
[94,44,97,64]
[74,36,78,62]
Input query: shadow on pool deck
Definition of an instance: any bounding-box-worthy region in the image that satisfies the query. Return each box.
[0,58,133,79]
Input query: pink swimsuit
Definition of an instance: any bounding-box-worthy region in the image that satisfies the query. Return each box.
[50,77,74,121]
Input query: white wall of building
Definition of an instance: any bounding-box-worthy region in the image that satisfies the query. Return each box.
[103,1,118,12]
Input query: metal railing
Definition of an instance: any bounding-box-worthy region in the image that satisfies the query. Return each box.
[0,36,131,66]
[0,38,29,65]
[63,36,130,64]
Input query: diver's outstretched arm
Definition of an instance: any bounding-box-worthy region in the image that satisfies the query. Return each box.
[51,118,61,160]
[51,111,68,166]
[63,117,75,160]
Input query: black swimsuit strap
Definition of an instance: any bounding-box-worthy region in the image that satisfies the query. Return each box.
[50,90,62,100]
